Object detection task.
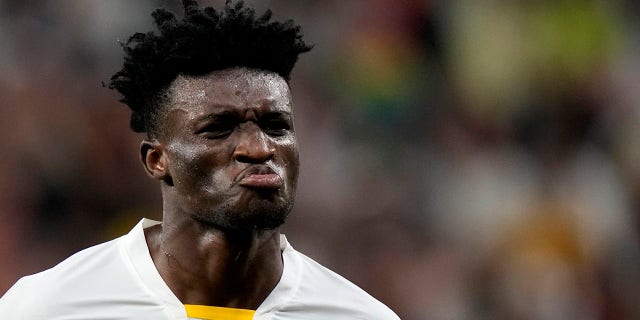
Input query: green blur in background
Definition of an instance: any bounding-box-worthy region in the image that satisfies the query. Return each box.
[1,0,639,319]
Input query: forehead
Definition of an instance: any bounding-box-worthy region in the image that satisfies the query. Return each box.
[165,68,292,116]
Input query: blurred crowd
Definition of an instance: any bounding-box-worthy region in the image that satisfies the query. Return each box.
[2,0,640,319]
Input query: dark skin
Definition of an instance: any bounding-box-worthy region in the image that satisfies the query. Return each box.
[140,67,299,309]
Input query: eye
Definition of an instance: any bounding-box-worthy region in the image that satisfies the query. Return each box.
[196,121,235,139]
[260,118,291,136]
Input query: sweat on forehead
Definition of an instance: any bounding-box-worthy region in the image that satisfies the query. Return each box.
[166,68,291,107]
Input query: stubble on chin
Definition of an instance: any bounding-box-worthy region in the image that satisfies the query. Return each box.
[191,197,294,232]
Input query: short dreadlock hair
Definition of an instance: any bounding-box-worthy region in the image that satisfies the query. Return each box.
[108,0,312,136]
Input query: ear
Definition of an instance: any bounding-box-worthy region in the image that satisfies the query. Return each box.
[140,139,171,182]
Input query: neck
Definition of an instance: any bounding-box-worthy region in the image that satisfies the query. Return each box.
[145,215,283,310]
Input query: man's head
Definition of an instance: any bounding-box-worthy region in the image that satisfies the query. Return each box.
[109,0,312,137]
[109,0,311,232]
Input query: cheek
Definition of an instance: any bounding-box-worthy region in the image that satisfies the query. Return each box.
[280,139,300,180]
[167,140,228,188]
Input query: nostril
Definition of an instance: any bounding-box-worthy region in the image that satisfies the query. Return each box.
[235,154,255,164]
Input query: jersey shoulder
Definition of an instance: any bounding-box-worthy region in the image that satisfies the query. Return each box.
[283,248,400,320]
[0,236,160,318]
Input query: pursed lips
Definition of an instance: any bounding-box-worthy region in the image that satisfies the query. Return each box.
[234,165,283,189]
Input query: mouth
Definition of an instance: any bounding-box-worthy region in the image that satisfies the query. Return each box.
[236,166,283,190]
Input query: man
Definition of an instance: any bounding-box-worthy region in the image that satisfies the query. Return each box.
[0,1,399,319]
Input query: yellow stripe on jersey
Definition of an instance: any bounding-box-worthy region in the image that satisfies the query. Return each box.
[184,304,255,320]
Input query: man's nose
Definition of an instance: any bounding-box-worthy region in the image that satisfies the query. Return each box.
[232,124,275,164]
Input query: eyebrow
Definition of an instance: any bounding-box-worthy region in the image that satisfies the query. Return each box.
[196,110,240,123]
[196,109,292,122]
[260,111,292,121]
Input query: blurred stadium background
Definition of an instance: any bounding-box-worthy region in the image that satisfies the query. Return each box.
[2,0,640,319]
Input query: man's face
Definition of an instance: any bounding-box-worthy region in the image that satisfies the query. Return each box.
[156,67,299,231]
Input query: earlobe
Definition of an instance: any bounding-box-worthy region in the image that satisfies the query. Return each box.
[140,139,170,181]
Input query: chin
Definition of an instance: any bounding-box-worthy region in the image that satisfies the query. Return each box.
[194,198,293,232]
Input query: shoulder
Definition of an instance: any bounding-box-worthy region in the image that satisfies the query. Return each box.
[0,236,139,317]
[0,271,46,317]
[282,245,400,320]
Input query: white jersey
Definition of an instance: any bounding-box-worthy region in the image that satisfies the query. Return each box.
[0,219,399,320]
